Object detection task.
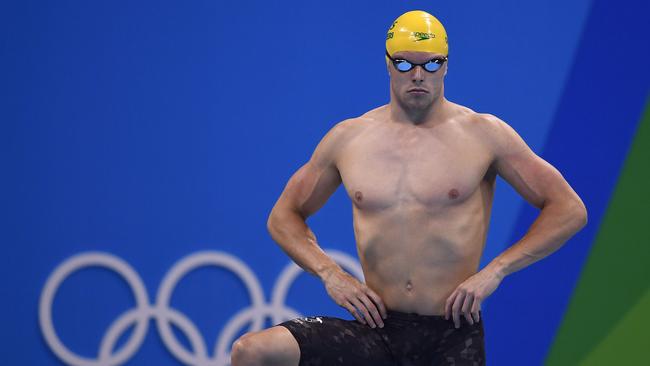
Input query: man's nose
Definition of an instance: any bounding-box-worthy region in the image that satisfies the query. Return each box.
[411,65,424,82]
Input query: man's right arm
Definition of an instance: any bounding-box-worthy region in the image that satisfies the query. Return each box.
[266,121,387,328]
[266,123,345,279]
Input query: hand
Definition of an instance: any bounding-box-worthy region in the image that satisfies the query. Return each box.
[445,267,503,328]
[321,268,387,328]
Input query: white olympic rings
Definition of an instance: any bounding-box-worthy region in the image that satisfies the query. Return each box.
[39,250,363,366]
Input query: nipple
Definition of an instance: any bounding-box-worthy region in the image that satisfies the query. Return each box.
[354,191,363,202]
[448,188,459,200]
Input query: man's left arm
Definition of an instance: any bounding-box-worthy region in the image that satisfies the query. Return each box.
[445,114,588,328]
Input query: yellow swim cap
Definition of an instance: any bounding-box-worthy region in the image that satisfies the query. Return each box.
[386,10,448,57]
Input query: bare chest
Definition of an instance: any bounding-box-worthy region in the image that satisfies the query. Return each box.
[338,127,492,210]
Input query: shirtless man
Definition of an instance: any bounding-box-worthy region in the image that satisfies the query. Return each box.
[231,10,587,366]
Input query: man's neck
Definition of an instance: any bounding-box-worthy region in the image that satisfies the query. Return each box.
[388,95,448,127]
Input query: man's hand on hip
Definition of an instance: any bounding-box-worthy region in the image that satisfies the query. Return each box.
[321,268,388,328]
[445,267,504,328]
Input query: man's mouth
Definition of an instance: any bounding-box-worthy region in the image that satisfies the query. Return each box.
[407,88,429,94]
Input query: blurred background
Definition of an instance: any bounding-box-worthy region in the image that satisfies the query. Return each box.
[1,0,648,365]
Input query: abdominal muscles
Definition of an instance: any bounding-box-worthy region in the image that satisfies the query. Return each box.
[353,192,490,315]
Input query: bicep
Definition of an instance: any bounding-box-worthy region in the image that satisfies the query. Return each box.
[273,122,348,218]
[490,118,576,209]
[276,160,342,218]
[495,148,570,209]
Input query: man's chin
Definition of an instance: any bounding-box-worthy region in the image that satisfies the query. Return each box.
[404,98,433,110]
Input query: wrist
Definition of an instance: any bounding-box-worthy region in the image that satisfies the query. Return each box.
[316,263,341,282]
[487,258,508,280]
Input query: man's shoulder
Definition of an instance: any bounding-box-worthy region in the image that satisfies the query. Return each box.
[454,107,513,140]
[448,104,526,156]
[346,104,388,128]
[325,105,386,139]
[312,107,382,163]
[450,104,502,130]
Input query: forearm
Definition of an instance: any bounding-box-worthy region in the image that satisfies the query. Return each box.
[486,199,588,278]
[267,208,341,281]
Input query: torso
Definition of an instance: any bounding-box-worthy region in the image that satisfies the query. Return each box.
[336,103,497,315]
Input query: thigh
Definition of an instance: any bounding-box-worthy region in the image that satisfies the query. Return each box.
[432,320,486,366]
[277,316,394,366]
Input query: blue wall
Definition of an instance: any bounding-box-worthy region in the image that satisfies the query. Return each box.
[1,0,648,365]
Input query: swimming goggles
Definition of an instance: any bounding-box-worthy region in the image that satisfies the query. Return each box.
[386,51,447,73]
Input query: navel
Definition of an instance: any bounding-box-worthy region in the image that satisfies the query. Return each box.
[448,188,460,200]
[354,191,363,202]
[406,280,413,292]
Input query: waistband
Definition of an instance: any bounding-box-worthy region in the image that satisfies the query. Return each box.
[386,309,482,321]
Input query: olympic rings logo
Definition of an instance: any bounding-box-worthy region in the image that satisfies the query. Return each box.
[39,250,363,366]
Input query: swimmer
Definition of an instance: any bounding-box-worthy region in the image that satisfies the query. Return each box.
[231,10,587,366]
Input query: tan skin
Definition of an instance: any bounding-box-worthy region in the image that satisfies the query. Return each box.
[230,51,588,366]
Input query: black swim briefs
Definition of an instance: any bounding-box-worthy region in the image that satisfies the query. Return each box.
[277,310,485,366]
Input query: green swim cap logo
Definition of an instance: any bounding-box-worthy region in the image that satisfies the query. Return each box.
[412,32,436,41]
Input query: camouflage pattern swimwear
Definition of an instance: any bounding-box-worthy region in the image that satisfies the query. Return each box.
[277,310,485,366]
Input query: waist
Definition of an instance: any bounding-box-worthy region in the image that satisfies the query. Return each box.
[386,309,446,320]
[367,276,467,315]
[386,309,483,322]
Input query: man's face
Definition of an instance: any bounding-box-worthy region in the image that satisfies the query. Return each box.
[388,51,448,111]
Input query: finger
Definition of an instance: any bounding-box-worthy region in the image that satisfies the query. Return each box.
[364,287,388,319]
[350,298,376,328]
[343,302,365,324]
[461,293,474,325]
[445,290,458,320]
[471,299,481,323]
[452,291,466,328]
[358,293,384,328]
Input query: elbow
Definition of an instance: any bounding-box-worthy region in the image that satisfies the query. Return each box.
[266,205,303,238]
[267,211,285,244]
[267,209,279,236]
[573,198,588,230]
